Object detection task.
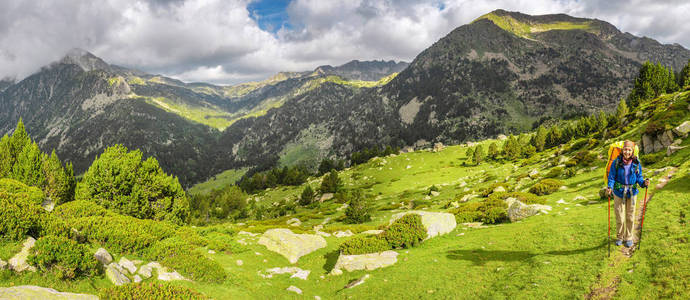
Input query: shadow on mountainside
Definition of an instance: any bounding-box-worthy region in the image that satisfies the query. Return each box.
[446,241,606,266]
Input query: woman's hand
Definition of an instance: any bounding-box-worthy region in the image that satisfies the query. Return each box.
[644,179,650,187]
[606,187,612,196]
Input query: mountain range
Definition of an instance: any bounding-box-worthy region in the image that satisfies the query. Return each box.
[1,9,689,187]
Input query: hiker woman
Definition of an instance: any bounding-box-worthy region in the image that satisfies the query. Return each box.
[606,140,650,248]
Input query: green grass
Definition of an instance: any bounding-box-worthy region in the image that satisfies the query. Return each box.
[188,168,248,195]
[136,96,235,130]
[474,11,598,39]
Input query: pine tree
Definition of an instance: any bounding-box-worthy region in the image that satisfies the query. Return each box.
[320,169,341,193]
[12,142,46,188]
[473,145,485,165]
[465,147,474,160]
[488,142,498,159]
[680,59,690,88]
[299,185,315,206]
[0,135,11,177]
[533,125,547,152]
[546,125,562,148]
[9,118,30,166]
[616,98,628,120]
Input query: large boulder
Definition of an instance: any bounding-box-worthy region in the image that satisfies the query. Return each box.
[8,237,37,272]
[119,257,137,274]
[673,121,690,137]
[137,264,153,279]
[390,211,457,239]
[94,248,112,265]
[507,201,552,222]
[106,263,131,286]
[0,286,98,299]
[330,250,399,275]
[258,229,327,264]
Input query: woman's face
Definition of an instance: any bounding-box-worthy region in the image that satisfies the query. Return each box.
[622,145,634,159]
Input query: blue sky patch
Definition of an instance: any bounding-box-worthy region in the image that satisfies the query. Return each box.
[247,0,293,33]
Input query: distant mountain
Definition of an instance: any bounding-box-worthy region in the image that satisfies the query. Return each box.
[2,10,689,187]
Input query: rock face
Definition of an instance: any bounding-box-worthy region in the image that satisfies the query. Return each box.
[94,248,112,265]
[258,229,327,264]
[642,130,675,154]
[0,286,98,300]
[390,211,457,239]
[9,237,37,272]
[507,201,552,222]
[331,251,399,274]
[106,263,131,286]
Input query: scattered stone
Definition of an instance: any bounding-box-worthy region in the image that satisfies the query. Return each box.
[258,229,327,264]
[319,193,334,202]
[208,250,216,254]
[507,201,552,222]
[315,296,322,300]
[556,199,568,204]
[133,275,142,283]
[504,197,518,207]
[41,198,55,212]
[430,191,440,197]
[493,186,506,193]
[390,211,457,239]
[236,260,244,266]
[462,222,484,228]
[238,231,258,237]
[361,230,384,235]
[260,266,311,280]
[672,121,690,136]
[559,186,568,190]
[336,203,349,211]
[0,286,98,299]
[406,165,412,169]
[237,239,248,245]
[667,145,687,156]
[137,264,153,279]
[450,201,460,208]
[457,233,465,236]
[460,194,477,202]
[321,217,332,225]
[587,201,598,204]
[119,257,137,274]
[344,274,370,289]
[424,195,432,200]
[286,286,302,295]
[132,260,143,265]
[158,270,186,281]
[331,251,398,274]
[255,252,262,256]
[106,263,131,286]
[94,248,113,265]
[529,169,539,178]
[574,195,587,201]
[286,218,302,227]
[497,134,508,140]
[8,237,37,272]
[291,269,311,280]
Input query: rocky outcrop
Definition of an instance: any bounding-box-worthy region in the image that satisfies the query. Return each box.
[390,211,457,239]
[259,266,310,280]
[507,201,552,222]
[94,248,112,265]
[673,121,690,137]
[642,129,679,154]
[106,263,131,286]
[331,251,399,275]
[258,229,327,264]
[0,286,98,299]
[119,257,137,274]
[8,237,37,272]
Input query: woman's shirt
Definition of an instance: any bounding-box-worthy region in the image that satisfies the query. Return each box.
[623,163,632,185]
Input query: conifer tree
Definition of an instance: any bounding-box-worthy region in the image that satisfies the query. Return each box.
[9,118,30,166]
[0,135,11,177]
[680,59,690,88]
[546,125,562,148]
[43,150,71,204]
[473,145,485,165]
[299,185,315,206]
[533,125,547,152]
[12,142,46,188]
[616,98,629,121]
[488,142,499,159]
[465,147,474,160]
[597,111,609,132]
[320,169,341,193]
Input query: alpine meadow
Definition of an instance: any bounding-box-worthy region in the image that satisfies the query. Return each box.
[1,5,690,300]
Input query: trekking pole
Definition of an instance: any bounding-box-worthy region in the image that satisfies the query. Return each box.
[608,193,611,257]
[638,187,649,249]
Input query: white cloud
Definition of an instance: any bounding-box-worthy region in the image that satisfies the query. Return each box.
[0,0,688,85]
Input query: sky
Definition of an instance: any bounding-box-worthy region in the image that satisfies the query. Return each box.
[0,0,688,85]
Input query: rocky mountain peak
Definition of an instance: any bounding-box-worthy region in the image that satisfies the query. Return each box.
[313,59,409,81]
[59,48,112,72]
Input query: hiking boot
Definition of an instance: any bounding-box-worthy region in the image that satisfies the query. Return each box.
[615,240,623,246]
[624,240,634,247]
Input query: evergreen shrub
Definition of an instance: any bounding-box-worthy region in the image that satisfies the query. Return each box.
[529,179,564,196]
[382,214,427,249]
[28,235,98,279]
[339,235,390,255]
[99,283,207,300]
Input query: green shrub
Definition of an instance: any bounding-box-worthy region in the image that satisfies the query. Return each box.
[480,197,509,224]
[0,178,44,205]
[147,237,196,261]
[320,170,342,193]
[564,167,577,178]
[544,167,563,178]
[480,182,512,197]
[452,197,508,224]
[339,235,390,255]
[72,214,177,254]
[203,232,247,254]
[75,145,189,225]
[99,282,207,300]
[572,150,597,167]
[641,151,665,165]
[28,235,99,279]
[53,200,109,219]
[0,181,45,240]
[488,192,545,205]
[529,179,564,196]
[160,253,227,283]
[382,214,427,249]
[452,202,483,223]
[343,190,371,224]
[427,185,440,195]
[175,227,206,247]
[38,215,72,239]
[299,185,315,206]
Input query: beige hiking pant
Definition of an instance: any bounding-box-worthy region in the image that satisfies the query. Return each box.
[613,194,637,241]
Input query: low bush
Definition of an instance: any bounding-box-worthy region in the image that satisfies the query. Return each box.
[53,200,108,219]
[71,214,177,254]
[339,235,390,255]
[160,253,226,283]
[99,282,207,300]
[146,237,196,260]
[0,182,45,240]
[28,235,99,279]
[0,178,44,205]
[343,190,372,224]
[382,214,427,249]
[480,182,513,197]
[529,179,564,196]
[452,197,508,224]
[544,167,563,178]
[564,167,577,178]
[641,151,665,165]
[204,232,247,254]
[488,192,545,205]
[572,150,598,167]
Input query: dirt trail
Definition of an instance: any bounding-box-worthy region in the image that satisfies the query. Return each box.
[585,167,677,299]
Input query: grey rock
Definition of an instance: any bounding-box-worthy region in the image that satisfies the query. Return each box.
[41,198,55,212]
[334,230,354,238]
[344,274,370,289]
[106,263,131,286]
[331,251,398,274]
[119,257,137,274]
[319,193,334,202]
[94,248,112,265]
[137,264,153,279]
[673,121,690,136]
[286,218,301,226]
[667,145,686,156]
[133,275,142,283]
[507,201,552,222]
[286,286,302,295]
[390,211,456,239]
[0,286,98,299]
[258,229,327,264]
